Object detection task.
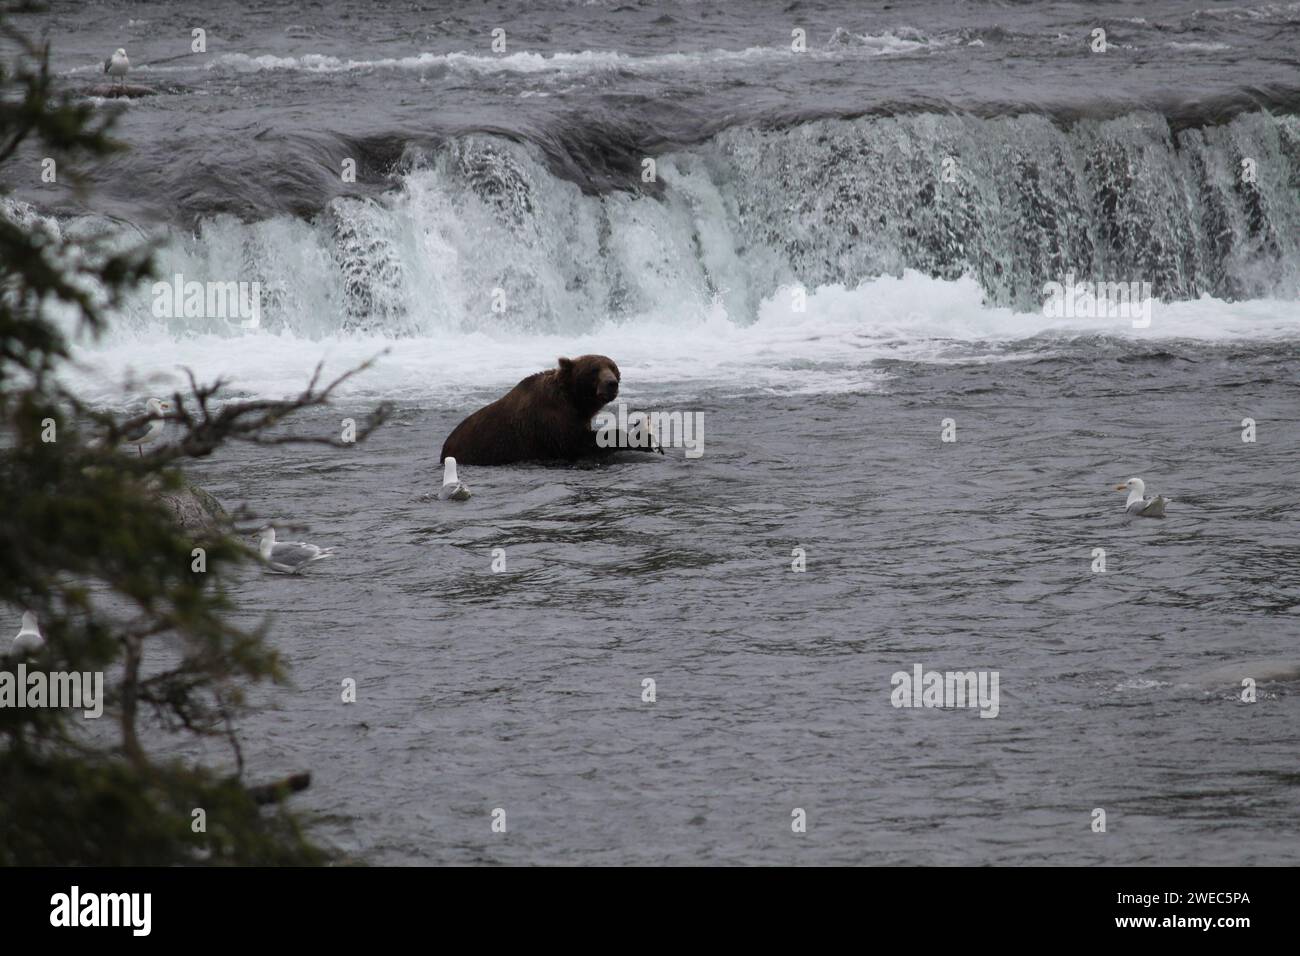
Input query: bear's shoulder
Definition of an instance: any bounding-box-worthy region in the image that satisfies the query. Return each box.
[509,368,564,400]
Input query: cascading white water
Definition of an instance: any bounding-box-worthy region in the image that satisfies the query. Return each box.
[10,109,1299,404]
[99,108,1300,340]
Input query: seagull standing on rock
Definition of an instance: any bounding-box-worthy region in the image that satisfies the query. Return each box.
[104,48,130,88]
[439,456,471,501]
[258,527,335,574]
[123,398,170,457]
[1116,477,1169,518]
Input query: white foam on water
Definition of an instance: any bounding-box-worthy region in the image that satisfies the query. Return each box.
[1166,41,1233,52]
[1114,677,1169,692]
[195,37,943,77]
[61,271,1300,409]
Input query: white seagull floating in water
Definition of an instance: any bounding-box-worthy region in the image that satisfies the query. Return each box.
[104,48,130,87]
[123,398,170,457]
[258,527,335,574]
[12,611,44,656]
[439,457,471,501]
[1116,477,1169,518]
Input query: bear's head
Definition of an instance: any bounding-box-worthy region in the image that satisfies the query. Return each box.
[557,354,620,416]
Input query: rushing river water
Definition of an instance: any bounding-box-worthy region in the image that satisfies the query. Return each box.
[5,0,1300,863]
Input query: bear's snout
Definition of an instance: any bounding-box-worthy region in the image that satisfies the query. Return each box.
[598,371,619,402]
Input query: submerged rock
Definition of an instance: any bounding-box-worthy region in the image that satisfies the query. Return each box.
[86,83,162,99]
[154,479,230,533]
[1182,659,1300,690]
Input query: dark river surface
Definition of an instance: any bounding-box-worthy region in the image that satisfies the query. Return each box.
[5,0,1299,863]
[167,343,1299,865]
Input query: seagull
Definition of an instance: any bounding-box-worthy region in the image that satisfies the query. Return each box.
[439,456,471,501]
[258,527,335,574]
[123,398,170,457]
[1116,477,1168,518]
[104,48,130,89]
[12,611,44,656]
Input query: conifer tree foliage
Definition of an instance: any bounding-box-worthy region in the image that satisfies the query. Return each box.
[0,21,388,864]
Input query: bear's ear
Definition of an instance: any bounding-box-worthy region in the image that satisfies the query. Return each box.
[557,357,575,379]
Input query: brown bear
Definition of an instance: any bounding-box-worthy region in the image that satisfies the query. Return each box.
[439,355,657,465]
